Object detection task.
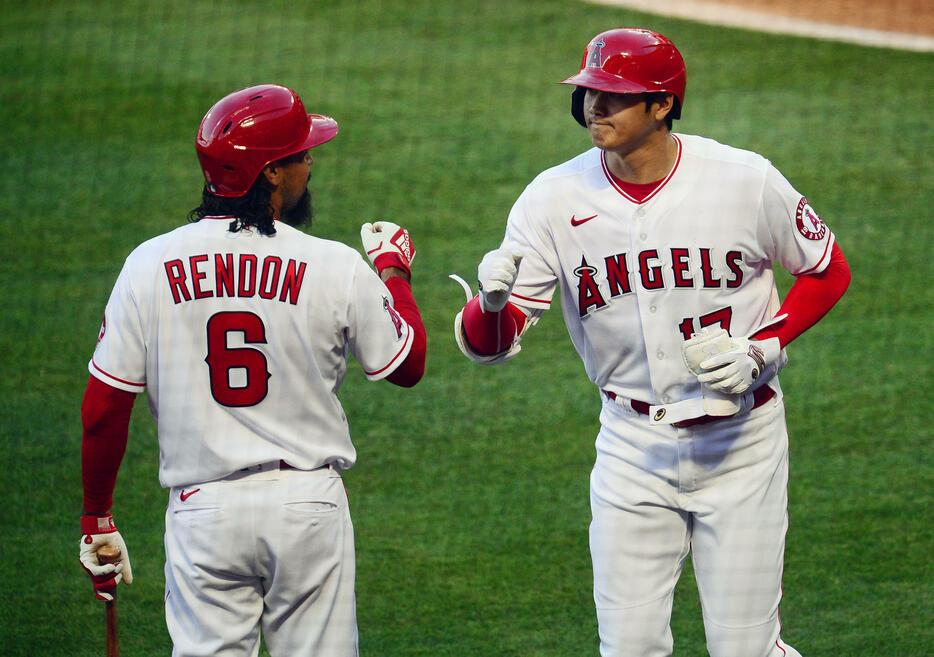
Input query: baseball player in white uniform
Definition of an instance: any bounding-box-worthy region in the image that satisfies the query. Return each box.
[79,85,426,656]
[453,29,850,657]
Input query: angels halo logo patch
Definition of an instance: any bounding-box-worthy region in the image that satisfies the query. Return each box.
[795,198,827,241]
[382,296,405,340]
[587,39,606,68]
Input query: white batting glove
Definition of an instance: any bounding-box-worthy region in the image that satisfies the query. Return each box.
[477,247,523,312]
[696,336,782,395]
[680,327,741,415]
[79,513,133,602]
[360,221,416,275]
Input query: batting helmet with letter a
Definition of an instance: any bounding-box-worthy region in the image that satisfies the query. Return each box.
[560,28,686,127]
[195,84,339,197]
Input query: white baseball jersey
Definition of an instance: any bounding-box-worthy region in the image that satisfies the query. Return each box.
[89,217,413,488]
[503,133,835,405]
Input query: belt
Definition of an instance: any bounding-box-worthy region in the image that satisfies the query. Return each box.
[239,459,297,473]
[602,386,775,427]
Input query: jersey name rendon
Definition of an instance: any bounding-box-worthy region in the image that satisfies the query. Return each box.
[163,253,307,305]
[575,246,744,317]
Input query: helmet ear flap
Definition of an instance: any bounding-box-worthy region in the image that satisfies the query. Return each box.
[571,86,587,127]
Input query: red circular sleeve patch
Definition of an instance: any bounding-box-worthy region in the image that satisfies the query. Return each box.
[796,197,827,241]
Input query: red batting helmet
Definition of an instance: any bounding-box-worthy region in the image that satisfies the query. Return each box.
[560,28,686,127]
[196,84,339,197]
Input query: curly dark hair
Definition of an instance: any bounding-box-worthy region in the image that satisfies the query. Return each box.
[189,151,313,235]
[188,175,278,236]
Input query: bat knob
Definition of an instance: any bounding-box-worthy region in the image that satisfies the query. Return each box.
[97,545,122,566]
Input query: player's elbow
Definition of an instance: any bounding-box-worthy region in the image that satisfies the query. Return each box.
[82,376,136,433]
[839,260,852,293]
[389,371,422,388]
[385,347,426,388]
[827,252,851,305]
[830,242,851,294]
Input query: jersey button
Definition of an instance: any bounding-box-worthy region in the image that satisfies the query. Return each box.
[640,233,648,240]
[656,351,665,360]
[650,305,657,313]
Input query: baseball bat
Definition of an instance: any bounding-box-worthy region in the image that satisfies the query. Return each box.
[97,545,121,657]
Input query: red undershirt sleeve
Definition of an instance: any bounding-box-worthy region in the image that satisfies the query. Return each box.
[384,276,427,387]
[82,375,136,515]
[753,242,851,347]
[461,295,528,355]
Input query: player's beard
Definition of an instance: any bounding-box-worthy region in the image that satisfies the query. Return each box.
[281,187,313,228]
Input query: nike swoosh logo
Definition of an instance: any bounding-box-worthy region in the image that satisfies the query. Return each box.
[180,488,201,502]
[570,214,598,227]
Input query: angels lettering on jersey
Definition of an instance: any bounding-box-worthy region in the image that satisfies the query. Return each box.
[573,247,744,318]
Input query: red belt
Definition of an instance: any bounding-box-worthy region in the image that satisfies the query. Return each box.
[603,387,775,427]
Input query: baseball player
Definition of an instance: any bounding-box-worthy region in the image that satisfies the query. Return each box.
[453,29,850,657]
[79,84,426,656]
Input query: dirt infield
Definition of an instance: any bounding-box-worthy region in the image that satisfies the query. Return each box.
[588,0,934,50]
[711,0,933,36]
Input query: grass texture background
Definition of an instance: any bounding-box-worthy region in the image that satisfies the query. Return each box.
[1,0,931,654]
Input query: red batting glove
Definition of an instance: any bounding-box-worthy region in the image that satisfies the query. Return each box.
[78,513,133,601]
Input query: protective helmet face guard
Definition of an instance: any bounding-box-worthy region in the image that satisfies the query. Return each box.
[196,84,339,197]
[560,28,686,127]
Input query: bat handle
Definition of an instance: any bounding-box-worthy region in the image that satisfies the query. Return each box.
[97,546,121,657]
[105,599,119,657]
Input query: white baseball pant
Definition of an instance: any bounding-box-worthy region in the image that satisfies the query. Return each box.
[164,463,357,657]
[590,395,802,657]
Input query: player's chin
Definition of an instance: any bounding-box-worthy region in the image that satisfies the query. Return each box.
[588,123,612,147]
[281,188,313,228]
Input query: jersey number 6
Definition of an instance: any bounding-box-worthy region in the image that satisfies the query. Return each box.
[205,311,271,407]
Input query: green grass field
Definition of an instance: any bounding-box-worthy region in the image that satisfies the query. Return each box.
[2,1,932,655]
